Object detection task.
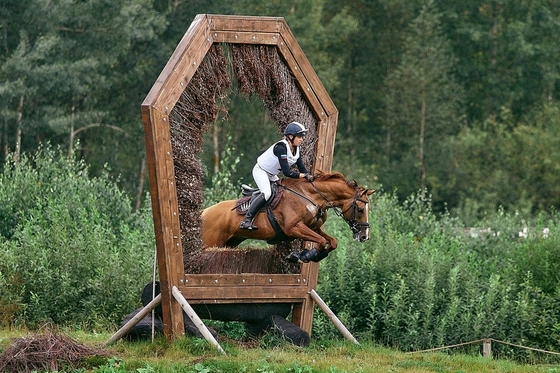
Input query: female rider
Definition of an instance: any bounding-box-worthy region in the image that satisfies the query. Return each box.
[239,121,314,230]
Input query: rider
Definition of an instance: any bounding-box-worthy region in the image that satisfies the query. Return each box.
[239,121,314,230]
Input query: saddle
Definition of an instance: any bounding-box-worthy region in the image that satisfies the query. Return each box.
[234,181,284,215]
[234,181,292,244]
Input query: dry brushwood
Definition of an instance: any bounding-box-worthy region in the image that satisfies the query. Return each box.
[168,43,317,274]
[0,329,109,373]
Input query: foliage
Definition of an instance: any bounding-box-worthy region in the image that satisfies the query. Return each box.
[315,190,560,361]
[0,146,155,328]
[202,140,242,207]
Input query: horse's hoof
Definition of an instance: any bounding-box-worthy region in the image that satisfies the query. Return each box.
[298,248,317,263]
[312,249,329,262]
[287,252,300,263]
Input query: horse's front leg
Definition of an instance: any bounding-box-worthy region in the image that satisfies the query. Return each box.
[317,228,338,251]
[289,222,329,251]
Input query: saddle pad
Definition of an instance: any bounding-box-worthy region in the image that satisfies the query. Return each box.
[235,187,284,215]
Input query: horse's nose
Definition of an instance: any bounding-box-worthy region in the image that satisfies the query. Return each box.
[354,231,369,242]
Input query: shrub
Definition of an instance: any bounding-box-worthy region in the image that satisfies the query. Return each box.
[315,190,560,358]
[0,146,155,328]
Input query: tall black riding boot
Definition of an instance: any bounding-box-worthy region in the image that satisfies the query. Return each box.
[239,193,267,230]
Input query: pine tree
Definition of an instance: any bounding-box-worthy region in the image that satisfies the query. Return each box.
[382,0,465,201]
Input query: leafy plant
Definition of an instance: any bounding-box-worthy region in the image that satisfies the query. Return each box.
[0,146,155,328]
[315,188,560,361]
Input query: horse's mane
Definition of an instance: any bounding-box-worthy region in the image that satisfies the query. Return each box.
[313,170,359,189]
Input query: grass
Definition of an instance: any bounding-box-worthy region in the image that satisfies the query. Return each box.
[2,328,560,372]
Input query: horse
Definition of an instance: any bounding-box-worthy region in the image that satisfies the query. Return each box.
[201,170,375,262]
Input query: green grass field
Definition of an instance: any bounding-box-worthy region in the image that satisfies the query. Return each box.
[1,328,559,373]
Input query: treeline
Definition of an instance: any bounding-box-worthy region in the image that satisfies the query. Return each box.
[2,0,560,217]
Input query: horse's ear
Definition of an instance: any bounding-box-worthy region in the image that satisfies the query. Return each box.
[361,189,375,197]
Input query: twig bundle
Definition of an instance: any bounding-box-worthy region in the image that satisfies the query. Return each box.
[0,329,109,373]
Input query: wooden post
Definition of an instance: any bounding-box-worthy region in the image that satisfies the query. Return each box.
[483,339,492,358]
[106,294,162,345]
[172,286,226,355]
[142,105,185,340]
[309,289,359,344]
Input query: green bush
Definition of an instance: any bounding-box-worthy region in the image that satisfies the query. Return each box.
[315,190,560,359]
[0,146,155,328]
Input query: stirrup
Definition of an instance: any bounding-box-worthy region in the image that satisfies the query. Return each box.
[239,219,258,230]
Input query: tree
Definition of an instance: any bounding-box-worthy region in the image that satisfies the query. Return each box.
[441,0,560,123]
[0,0,167,201]
[450,103,560,216]
[381,0,465,207]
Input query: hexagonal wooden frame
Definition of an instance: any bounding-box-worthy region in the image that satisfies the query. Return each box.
[141,14,338,340]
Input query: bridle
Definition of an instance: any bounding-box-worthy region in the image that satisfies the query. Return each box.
[338,190,371,235]
[281,181,370,235]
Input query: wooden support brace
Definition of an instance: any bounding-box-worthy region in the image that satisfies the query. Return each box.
[309,289,359,345]
[172,286,226,355]
[105,294,162,345]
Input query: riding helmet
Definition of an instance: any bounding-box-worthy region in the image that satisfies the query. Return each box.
[284,122,307,137]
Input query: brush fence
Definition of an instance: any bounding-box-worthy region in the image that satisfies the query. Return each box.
[142,14,338,339]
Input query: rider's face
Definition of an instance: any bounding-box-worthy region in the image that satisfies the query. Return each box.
[293,135,304,146]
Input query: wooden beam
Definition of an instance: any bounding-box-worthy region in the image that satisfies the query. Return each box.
[181,273,305,287]
[309,289,359,344]
[143,14,213,113]
[209,30,280,45]
[178,273,310,303]
[314,115,339,172]
[142,106,185,339]
[105,294,162,345]
[172,286,226,355]
[178,285,309,303]
[207,15,285,33]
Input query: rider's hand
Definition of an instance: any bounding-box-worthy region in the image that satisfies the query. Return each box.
[304,173,314,182]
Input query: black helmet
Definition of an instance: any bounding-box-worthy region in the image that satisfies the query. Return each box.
[284,122,307,137]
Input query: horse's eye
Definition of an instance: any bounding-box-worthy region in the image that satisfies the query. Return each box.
[357,208,364,214]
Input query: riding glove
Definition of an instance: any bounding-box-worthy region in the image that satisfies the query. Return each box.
[304,173,314,182]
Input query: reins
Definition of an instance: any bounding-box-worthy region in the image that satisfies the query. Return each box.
[280,180,370,234]
[278,184,327,224]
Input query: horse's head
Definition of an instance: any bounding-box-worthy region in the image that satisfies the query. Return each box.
[311,171,375,243]
[340,187,375,242]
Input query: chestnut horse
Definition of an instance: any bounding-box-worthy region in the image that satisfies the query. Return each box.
[201,171,374,260]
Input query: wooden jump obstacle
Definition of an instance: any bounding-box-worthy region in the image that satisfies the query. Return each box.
[141,14,339,342]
